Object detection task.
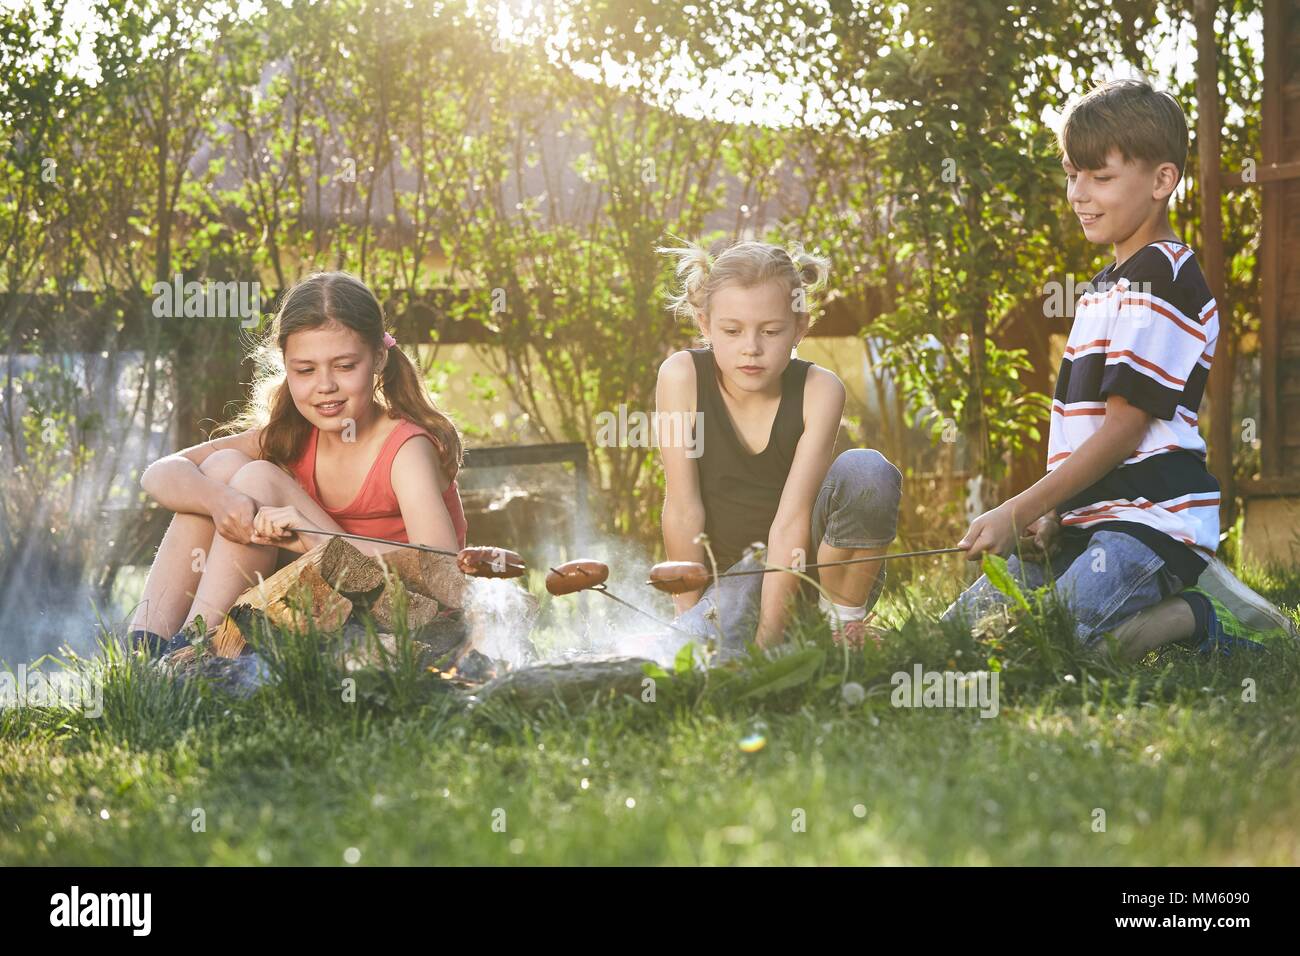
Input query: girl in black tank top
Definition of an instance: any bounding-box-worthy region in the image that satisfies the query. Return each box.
[656,237,900,654]
[689,347,812,571]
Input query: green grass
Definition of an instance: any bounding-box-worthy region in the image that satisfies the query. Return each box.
[2,560,1298,865]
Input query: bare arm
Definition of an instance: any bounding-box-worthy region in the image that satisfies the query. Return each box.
[656,351,708,614]
[755,367,845,649]
[284,436,461,559]
[139,428,264,517]
[961,394,1153,558]
[388,436,460,554]
[1014,395,1152,520]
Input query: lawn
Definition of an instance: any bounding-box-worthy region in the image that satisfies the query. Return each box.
[2,559,1298,866]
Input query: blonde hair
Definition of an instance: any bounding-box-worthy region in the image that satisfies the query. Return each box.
[657,236,831,327]
[216,271,463,478]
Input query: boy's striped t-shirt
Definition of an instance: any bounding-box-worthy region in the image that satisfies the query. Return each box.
[1047,240,1220,585]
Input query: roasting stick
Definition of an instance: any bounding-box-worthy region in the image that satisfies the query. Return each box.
[591,584,694,636]
[717,546,966,577]
[285,526,457,556]
[547,561,694,636]
[647,546,966,593]
[284,527,527,578]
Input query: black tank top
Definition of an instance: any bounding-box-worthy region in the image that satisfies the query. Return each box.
[689,347,812,571]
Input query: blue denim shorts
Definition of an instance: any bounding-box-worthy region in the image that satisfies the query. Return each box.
[674,448,903,656]
[940,528,1188,646]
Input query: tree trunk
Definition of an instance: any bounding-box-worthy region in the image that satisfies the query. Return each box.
[1194,0,1236,530]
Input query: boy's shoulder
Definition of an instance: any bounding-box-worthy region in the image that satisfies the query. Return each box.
[1108,241,1214,305]
[1080,241,1217,338]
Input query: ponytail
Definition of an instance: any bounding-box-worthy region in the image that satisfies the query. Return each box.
[785,241,831,298]
[658,235,832,327]
[657,234,714,322]
[378,343,464,480]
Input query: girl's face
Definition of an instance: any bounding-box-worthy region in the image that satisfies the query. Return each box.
[283,322,385,432]
[699,280,808,394]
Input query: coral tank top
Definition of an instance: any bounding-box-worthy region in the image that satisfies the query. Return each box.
[289,418,468,548]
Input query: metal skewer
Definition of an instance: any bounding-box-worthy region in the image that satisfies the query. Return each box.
[591,585,695,636]
[715,546,966,579]
[284,527,458,557]
[548,567,693,636]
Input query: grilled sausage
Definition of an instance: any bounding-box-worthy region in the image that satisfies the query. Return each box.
[647,561,711,594]
[457,546,526,578]
[545,559,610,595]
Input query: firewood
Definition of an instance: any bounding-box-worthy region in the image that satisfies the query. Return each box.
[208,551,353,658]
[194,539,463,661]
[316,537,386,595]
[372,548,466,608]
[369,583,443,632]
[275,562,352,632]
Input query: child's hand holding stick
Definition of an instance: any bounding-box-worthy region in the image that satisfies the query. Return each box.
[1021,509,1061,557]
[252,505,316,553]
[211,488,258,544]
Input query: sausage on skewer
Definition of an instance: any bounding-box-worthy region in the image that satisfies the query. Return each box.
[647,561,712,594]
[457,546,527,579]
[545,559,610,595]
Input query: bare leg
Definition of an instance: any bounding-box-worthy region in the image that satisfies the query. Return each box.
[181,459,347,631]
[127,448,254,638]
[816,541,887,607]
[1104,596,1196,663]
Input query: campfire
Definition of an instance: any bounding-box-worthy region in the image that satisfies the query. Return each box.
[165,536,508,682]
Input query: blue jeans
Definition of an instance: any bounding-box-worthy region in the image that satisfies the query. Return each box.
[940,529,1188,646]
[675,448,903,657]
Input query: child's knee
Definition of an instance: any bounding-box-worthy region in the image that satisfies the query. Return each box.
[199,448,254,484]
[827,449,902,525]
[832,448,901,492]
[228,458,284,498]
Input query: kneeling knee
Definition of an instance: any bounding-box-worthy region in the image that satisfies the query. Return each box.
[832,449,902,508]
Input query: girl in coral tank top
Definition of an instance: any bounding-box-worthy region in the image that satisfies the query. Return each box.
[128,271,467,654]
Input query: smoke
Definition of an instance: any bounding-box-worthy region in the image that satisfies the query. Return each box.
[0,348,700,674]
[0,350,172,669]
[462,528,695,669]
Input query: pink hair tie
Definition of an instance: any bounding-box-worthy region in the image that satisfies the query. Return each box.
[382,331,397,349]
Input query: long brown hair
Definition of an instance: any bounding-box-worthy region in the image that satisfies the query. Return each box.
[218,271,463,479]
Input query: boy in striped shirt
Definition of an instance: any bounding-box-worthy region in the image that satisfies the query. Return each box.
[945,78,1287,658]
